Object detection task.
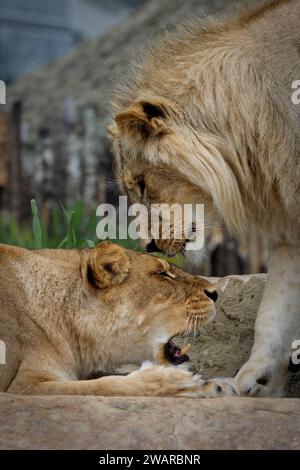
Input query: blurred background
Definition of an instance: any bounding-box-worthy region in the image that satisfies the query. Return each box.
[0,0,269,275]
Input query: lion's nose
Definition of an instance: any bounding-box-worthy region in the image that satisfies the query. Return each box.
[146,240,162,253]
[204,289,218,303]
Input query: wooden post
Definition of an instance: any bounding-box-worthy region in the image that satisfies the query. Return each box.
[0,113,8,189]
[98,174,107,205]
[9,101,22,218]
[64,98,83,205]
[37,127,56,224]
[82,106,98,207]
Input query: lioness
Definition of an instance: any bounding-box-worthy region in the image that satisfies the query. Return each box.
[110,0,300,396]
[0,242,235,397]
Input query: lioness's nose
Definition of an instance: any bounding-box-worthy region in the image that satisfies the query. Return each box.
[204,289,218,303]
[146,239,162,253]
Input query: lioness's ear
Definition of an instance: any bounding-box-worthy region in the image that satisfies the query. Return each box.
[115,100,170,138]
[88,241,130,289]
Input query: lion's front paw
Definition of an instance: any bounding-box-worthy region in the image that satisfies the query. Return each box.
[202,377,239,398]
[128,362,206,398]
[234,358,285,397]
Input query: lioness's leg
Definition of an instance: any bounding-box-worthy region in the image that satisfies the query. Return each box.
[8,363,237,397]
[234,244,300,397]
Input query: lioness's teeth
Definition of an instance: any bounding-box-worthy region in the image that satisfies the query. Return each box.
[181,344,191,355]
[166,271,176,279]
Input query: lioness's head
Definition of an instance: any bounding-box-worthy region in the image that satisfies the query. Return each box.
[82,242,217,367]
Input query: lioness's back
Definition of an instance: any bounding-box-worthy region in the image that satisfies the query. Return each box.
[0,245,26,391]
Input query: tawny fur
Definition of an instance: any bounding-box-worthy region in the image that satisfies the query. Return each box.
[111,0,300,244]
[0,242,231,397]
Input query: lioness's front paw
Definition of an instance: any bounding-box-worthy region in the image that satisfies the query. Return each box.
[202,377,239,398]
[128,362,206,398]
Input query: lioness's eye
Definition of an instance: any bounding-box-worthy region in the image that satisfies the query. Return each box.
[159,270,176,280]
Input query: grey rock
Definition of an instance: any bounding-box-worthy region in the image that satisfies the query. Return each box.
[0,393,299,450]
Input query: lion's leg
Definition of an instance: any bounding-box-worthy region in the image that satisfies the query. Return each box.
[234,244,300,397]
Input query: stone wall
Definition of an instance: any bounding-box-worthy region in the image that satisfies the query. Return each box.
[0,394,299,450]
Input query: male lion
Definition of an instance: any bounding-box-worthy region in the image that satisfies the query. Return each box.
[110,0,300,397]
[0,242,235,397]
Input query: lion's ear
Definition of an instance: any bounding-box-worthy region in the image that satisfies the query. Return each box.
[88,241,131,289]
[107,123,119,139]
[115,100,170,138]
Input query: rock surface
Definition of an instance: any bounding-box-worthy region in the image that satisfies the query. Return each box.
[0,394,299,450]
[181,275,264,380]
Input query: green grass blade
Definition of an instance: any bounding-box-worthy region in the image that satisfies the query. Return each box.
[76,239,96,248]
[57,236,68,249]
[59,201,70,222]
[31,199,43,249]
[66,211,76,248]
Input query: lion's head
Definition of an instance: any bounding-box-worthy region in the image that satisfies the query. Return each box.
[109,14,299,253]
[107,22,252,260]
[109,99,220,262]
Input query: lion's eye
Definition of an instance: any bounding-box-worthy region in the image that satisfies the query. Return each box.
[159,270,176,280]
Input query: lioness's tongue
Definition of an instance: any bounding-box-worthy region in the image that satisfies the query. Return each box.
[169,339,180,354]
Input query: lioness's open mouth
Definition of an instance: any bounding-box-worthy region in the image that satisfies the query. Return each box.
[164,339,191,365]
